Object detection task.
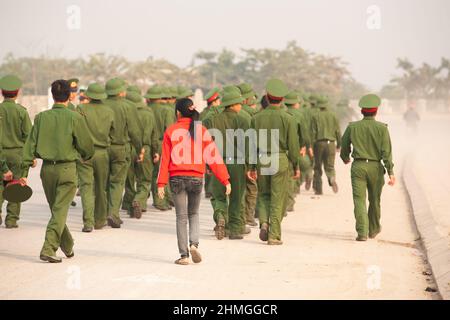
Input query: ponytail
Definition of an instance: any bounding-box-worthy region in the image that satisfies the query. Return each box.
[175,98,200,139]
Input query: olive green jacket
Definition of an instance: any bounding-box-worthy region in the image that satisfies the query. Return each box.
[286,107,309,148]
[22,104,94,176]
[311,108,341,147]
[147,102,175,143]
[0,98,32,149]
[77,101,114,148]
[251,104,300,170]
[104,96,142,151]
[210,108,250,163]
[340,116,394,175]
[137,103,159,156]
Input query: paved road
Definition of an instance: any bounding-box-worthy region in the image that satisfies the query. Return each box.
[0,115,440,299]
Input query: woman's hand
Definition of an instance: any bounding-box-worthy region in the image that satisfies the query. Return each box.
[157,186,165,199]
[225,184,232,195]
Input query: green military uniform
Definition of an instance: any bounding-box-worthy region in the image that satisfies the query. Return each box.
[103,79,142,227]
[284,92,307,212]
[237,83,259,227]
[0,75,32,228]
[22,101,94,261]
[311,96,341,195]
[145,86,175,210]
[201,87,222,200]
[340,94,394,241]
[298,93,314,192]
[210,86,249,239]
[251,79,300,244]
[76,84,114,231]
[127,90,159,216]
[67,78,79,111]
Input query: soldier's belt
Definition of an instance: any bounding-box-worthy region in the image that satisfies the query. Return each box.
[354,158,380,163]
[43,160,76,165]
[317,139,335,144]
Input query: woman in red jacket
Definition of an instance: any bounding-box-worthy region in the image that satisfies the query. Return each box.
[157,98,231,265]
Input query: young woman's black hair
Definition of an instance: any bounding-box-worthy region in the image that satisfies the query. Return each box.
[175,98,200,139]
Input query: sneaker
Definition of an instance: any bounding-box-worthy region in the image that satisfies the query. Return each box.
[61,248,74,258]
[189,245,202,263]
[107,216,121,228]
[132,201,142,219]
[259,223,269,242]
[94,223,107,230]
[215,218,225,240]
[5,224,18,229]
[356,235,368,241]
[82,226,93,233]
[40,254,62,263]
[369,227,382,239]
[174,257,189,265]
[268,239,283,245]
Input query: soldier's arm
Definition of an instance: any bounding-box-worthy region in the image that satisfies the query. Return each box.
[21,114,39,177]
[73,115,94,162]
[21,109,33,142]
[381,126,394,175]
[334,114,342,148]
[150,114,160,157]
[287,117,300,170]
[340,125,352,163]
[249,117,258,171]
[125,106,143,152]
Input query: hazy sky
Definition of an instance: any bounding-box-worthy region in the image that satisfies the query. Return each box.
[1,0,449,90]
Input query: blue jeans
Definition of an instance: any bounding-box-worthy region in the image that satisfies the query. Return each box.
[169,176,203,257]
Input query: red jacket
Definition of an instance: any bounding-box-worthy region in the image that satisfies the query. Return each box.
[157,117,230,187]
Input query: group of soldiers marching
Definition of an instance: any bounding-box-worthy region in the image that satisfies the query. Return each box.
[0,73,394,263]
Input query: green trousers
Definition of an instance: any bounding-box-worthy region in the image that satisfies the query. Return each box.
[257,154,289,240]
[298,153,313,192]
[122,144,137,212]
[133,148,153,210]
[286,165,296,212]
[313,140,336,193]
[107,144,128,221]
[204,168,213,197]
[77,148,109,228]
[351,161,385,238]
[244,175,258,224]
[40,162,76,257]
[211,163,246,235]
[0,148,22,226]
[151,160,171,209]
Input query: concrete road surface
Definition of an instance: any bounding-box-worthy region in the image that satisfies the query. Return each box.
[0,114,442,300]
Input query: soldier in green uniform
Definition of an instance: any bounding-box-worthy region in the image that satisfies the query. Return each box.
[284,91,308,212]
[126,90,159,217]
[67,78,79,111]
[209,86,250,240]
[297,93,314,192]
[145,86,175,210]
[0,75,33,228]
[340,94,395,241]
[104,79,143,228]
[237,83,259,227]
[177,86,194,101]
[311,95,341,195]
[200,87,222,199]
[248,79,300,245]
[21,79,94,263]
[76,83,114,232]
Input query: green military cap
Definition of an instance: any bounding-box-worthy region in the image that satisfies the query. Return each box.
[86,83,107,100]
[169,86,178,98]
[127,85,141,94]
[204,87,221,102]
[160,87,170,98]
[177,86,194,99]
[3,180,33,203]
[309,93,320,107]
[144,86,164,99]
[105,78,126,96]
[220,86,244,108]
[317,95,329,107]
[284,91,299,105]
[0,75,22,91]
[266,79,288,99]
[126,91,143,103]
[238,83,255,99]
[359,94,381,109]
